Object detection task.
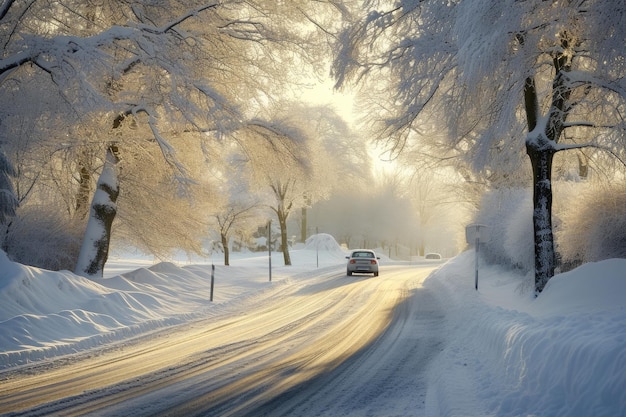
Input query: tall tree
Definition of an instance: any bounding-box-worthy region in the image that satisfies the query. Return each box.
[74,144,119,277]
[240,102,364,264]
[334,0,626,293]
[1,0,341,275]
[234,118,315,266]
[276,104,370,242]
[207,152,263,266]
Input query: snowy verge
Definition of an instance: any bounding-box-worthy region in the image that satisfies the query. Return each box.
[1,240,625,417]
[424,252,626,417]
[0,237,349,370]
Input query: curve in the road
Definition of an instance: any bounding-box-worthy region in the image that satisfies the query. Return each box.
[0,265,444,417]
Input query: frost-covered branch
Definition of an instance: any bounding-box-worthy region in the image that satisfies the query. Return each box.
[0,4,222,78]
[563,121,617,129]
[567,70,626,100]
[555,141,626,166]
[218,20,269,41]
[131,105,192,183]
[135,3,219,34]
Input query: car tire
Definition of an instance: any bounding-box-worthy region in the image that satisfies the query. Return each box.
[347,270,352,276]
[374,272,379,277]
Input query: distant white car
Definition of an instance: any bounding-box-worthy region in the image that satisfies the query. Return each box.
[425,253,442,260]
[346,250,380,276]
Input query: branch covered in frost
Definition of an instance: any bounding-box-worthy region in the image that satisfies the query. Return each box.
[566,70,626,100]
[131,105,192,183]
[134,3,219,34]
[0,3,224,77]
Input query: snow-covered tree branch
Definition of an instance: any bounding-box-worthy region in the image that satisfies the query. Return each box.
[0,0,342,273]
[334,0,626,293]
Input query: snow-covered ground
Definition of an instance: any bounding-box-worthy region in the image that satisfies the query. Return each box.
[424,253,625,417]
[0,234,624,416]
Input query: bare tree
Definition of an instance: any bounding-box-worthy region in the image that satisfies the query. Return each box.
[273,103,371,242]
[401,168,463,257]
[207,156,263,266]
[333,0,626,293]
[213,201,260,266]
[233,118,316,266]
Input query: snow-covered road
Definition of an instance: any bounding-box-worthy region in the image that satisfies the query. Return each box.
[246,268,444,417]
[0,264,440,416]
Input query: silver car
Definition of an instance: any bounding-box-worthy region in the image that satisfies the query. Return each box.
[346,250,380,276]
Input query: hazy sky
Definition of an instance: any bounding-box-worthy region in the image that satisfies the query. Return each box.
[301,77,356,125]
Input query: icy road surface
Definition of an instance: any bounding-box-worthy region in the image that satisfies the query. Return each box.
[0,264,442,416]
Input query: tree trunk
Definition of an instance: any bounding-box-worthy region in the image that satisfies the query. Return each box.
[75,162,92,220]
[577,153,589,179]
[278,210,291,266]
[300,206,307,243]
[221,231,230,266]
[270,181,293,266]
[74,144,120,278]
[0,149,18,252]
[524,63,570,294]
[526,142,556,294]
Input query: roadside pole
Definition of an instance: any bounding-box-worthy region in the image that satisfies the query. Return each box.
[474,235,479,290]
[316,226,319,268]
[210,263,215,302]
[466,224,489,291]
[268,220,272,282]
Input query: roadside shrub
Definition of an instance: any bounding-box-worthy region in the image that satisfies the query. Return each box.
[2,205,82,271]
[473,188,534,273]
[474,182,626,275]
[558,183,626,266]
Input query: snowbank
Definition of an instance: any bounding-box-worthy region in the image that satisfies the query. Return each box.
[424,252,626,417]
[1,238,625,416]
[0,237,348,369]
[0,252,212,368]
[303,233,345,252]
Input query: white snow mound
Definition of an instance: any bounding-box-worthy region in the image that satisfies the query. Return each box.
[304,233,344,253]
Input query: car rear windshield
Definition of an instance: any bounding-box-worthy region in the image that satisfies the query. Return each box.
[353,251,375,258]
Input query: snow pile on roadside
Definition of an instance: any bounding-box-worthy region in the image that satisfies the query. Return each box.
[295,233,349,264]
[424,252,626,417]
[0,256,237,368]
[0,246,343,369]
[303,233,345,253]
[1,239,625,416]
[0,253,207,368]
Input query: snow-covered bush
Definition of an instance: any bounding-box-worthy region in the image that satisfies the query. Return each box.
[557,183,626,266]
[473,188,534,273]
[474,182,626,275]
[2,206,82,271]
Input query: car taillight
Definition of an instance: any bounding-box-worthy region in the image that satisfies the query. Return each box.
[350,259,356,264]
[370,260,377,264]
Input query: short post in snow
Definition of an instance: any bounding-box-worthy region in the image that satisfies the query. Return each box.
[466,224,489,291]
[316,226,319,268]
[210,263,215,302]
[268,220,272,282]
[474,235,479,290]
